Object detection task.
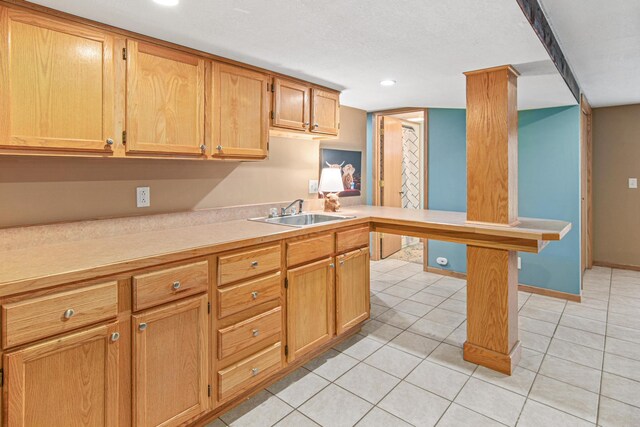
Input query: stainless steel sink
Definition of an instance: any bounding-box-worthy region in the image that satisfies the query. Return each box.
[249,213,356,227]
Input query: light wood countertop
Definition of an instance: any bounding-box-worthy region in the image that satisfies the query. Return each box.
[0,206,570,296]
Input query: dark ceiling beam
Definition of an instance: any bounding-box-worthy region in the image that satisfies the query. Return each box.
[515,0,580,101]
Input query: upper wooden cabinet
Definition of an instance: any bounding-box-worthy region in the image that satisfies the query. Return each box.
[212,63,269,159]
[3,322,120,427]
[311,88,340,135]
[126,40,206,156]
[272,77,310,131]
[0,8,116,153]
[271,79,340,137]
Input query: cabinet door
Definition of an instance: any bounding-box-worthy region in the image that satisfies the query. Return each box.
[336,248,370,335]
[132,294,209,427]
[126,40,206,156]
[272,77,310,131]
[3,323,120,427]
[0,8,115,153]
[286,258,334,362]
[213,63,269,159]
[310,88,339,135]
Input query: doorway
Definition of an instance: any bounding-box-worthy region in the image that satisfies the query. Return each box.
[371,108,428,268]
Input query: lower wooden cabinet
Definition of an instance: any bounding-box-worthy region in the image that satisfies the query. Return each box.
[132,294,209,427]
[3,322,121,427]
[336,248,370,335]
[286,257,335,362]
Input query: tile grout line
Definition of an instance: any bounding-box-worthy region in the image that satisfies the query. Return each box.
[595,267,614,426]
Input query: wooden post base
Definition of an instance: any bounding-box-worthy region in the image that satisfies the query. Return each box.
[463,340,522,375]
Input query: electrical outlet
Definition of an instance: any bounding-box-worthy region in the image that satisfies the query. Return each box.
[136,187,150,208]
[518,257,522,270]
[308,179,319,194]
[629,178,638,189]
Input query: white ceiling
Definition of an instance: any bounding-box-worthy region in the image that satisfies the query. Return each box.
[539,0,640,108]
[31,0,576,111]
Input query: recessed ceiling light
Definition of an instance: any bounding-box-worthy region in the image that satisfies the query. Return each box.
[153,0,179,6]
[380,79,396,87]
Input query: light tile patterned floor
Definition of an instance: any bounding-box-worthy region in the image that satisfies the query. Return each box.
[207,260,640,427]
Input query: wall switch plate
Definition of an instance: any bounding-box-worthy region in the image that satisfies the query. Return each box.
[518,257,522,270]
[136,187,150,208]
[308,179,319,194]
[629,178,638,189]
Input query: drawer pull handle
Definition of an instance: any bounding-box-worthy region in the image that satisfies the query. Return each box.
[251,367,259,376]
[111,332,120,342]
[63,308,75,319]
[172,281,181,290]
[251,261,259,268]
[252,329,260,337]
[251,291,259,300]
[139,323,148,331]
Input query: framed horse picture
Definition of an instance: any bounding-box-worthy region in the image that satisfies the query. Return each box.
[319,148,362,197]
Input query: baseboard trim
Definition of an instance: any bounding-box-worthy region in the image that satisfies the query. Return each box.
[593,261,640,272]
[425,266,582,302]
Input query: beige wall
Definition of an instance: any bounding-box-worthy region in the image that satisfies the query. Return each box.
[0,106,367,228]
[592,104,640,268]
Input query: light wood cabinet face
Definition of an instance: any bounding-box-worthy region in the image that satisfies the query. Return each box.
[132,294,209,427]
[286,257,335,362]
[311,89,339,135]
[336,248,370,335]
[272,78,309,131]
[3,322,120,427]
[0,8,115,153]
[213,63,269,158]
[126,40,205,156]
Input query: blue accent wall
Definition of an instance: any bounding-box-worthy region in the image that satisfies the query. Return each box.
[426,106,581,295]
[427,109,468,274]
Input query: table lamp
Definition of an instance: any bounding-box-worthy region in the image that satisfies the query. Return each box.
[319,167,344,212]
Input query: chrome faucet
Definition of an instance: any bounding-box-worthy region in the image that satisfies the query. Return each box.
[281,199,304,216]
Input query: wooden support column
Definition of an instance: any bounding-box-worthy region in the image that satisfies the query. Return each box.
[463,65,521,375]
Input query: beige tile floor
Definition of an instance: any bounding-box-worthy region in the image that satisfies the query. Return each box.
[207,260,640,427]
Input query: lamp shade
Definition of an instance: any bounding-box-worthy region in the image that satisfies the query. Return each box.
[318,168,344,193]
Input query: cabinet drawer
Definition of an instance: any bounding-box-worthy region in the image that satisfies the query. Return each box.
[218,306,281,359]
[336,226,370,253]
[133,261,209,311]
[286,233,334,266]
[218,342,282,401]
[218,245,281,286]
[218,272,281,318]
[2,281,118,348]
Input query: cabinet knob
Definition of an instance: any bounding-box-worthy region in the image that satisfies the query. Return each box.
[251,367,259,376]
[251,291,259,300]
[250,261,259,268]
[63,308,75,319]
[172,281,181,290]
[329,263,335,268]
[303,122,309,127]
[139,323,148,331]
[339,260,345,265]
[200,144,206,152]
[216,145,223,151]
[106,138,114,146]
[252,329,260,337]
[111,332,120,342]
[313,123,319,128]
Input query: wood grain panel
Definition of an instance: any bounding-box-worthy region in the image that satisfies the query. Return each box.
[286,258,334,362]
[286,233,334,267]
[126,39,206,156]
[310,88,339,135]
[0,7,115,152]
[272,77,309,131]
[336,226,370,254]
[213,63,269,159]
[4,322,120,427]
[217,342,281,402]
[381,116,403,258]
[217,272,281,318]
[218,245,281,286]
[336,248,370,335]
[133,260,209,311]
[132,294,208,427]
[2,281,118,348]
[465,65,519,225]
[217,306,281,359]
